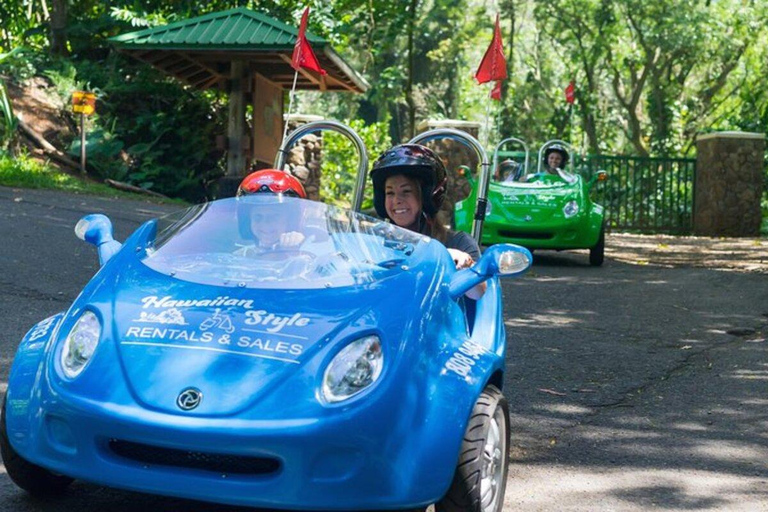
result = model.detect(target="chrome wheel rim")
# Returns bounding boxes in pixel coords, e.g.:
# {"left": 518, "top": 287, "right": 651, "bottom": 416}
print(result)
{"left": 480, "top": 406, "right": 507, "bottom": 512}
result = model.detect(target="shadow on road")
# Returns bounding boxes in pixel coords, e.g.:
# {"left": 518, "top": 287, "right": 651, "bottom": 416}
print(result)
{"left": 502, "top": 250, "right": 768, "bottom": 510}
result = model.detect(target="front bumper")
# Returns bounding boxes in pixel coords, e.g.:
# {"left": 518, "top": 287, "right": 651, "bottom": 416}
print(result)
{"left": 7, "top": 391, "right": 457, "bottom": 510}
{"left": 481, "top": 212, "right": 602, "bottom": 250}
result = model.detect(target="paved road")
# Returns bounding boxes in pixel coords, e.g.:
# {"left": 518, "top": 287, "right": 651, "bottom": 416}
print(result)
{"left": 1, "top": 186, "right": 767, "bottom": 511}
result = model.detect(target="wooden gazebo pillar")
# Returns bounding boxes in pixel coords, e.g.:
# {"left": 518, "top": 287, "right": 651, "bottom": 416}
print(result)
{"left": 227, "top": 60, "right": 246, "bottom": 177}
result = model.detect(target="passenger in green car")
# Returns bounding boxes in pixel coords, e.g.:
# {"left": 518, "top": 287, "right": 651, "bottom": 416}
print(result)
{"left": 521, "top": 144, "right": 570, "bottom": 182}
{"left": 544, "top": 144, "right": 569, "bottom": 173}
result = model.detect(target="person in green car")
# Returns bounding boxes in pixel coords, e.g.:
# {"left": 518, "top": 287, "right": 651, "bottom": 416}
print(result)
{"left": 370, "top": 144, "right": 486, "bottom": 299}
{"left": 521, "top": 143, "right": 570, "bottom": 182}
{"left": 497, "top": 158, "right": 523, "bottom": 182}
{"left": 544, "top": 144, "right": 569, "bottom": 173}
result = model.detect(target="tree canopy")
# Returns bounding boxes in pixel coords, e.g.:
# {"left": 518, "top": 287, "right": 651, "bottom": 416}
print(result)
{"left": 1, "top": 0, "right": 766, "bottom": 199}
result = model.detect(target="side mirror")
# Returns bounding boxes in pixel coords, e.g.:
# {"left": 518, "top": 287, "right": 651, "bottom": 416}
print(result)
{"left": 588, "top": 170, "right": 608, "bottom": 188}
{"left": 75, "top": 214, "right": 123, "bottom": 266}
{"left": 449, "top": 244, "right": 532, "bottom": 299}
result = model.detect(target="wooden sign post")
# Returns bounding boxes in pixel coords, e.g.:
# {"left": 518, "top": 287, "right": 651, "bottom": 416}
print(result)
{"left": 71, "top": 91, "right": 96, "bottom": 174}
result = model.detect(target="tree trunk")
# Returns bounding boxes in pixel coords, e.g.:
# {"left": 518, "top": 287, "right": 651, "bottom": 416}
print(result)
{"left": 50, "top": 0, "right": 69, "bottom": 56}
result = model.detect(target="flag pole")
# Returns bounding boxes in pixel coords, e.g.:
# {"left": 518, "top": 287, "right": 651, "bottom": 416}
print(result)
{"left": 280, "top": 70, "right": 300, "bottom": 149}
{"left": 483, "top": 85, "right": 494, "bottom": 148}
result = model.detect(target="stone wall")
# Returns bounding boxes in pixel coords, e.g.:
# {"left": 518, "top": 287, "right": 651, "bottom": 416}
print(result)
{"left": 694, "top": 132, "right": 765, "bottom": 236}
{"left": 284, "top": 115, "right": 324, "bottom": 201}
{"left": 213, "top": 115, "right": 323, "bottom": 199}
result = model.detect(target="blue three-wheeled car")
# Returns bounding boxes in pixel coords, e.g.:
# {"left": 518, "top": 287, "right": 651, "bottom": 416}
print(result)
{"left": 2, "top": 121, "right": 531, "bottom": 511}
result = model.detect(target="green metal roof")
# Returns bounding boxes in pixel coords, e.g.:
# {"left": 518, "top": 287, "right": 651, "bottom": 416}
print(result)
{"left": 109, "top": 7, "right": 367, "bottom": 92}
{"left": 110, "top": 7, "right": 326, "bottom": 49}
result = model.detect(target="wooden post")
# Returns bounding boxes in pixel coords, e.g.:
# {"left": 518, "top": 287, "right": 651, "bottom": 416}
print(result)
{"left": 227, "top": 60, "right": 246, "bottom": 177}
{"left": 80, "top": 113, "right": 86, "bottom": 173}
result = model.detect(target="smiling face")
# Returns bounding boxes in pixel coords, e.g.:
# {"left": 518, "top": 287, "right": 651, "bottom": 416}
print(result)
{"left": 547, "top": 151, "right": 564, "bottom": 170}
{"left": 384, "top": 174, "right": 422, "bottom": 228}
{"left": 250, "top": 206, "right": 288, "bottom": 247}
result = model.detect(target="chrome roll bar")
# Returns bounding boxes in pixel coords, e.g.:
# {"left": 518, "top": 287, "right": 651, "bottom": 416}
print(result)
{"left": 408, "top": 128, "right": 490, "bottom": 243}
{"left": 274, "top": 120, "right": 369, "bottom": 212}
{"left": 537, "top": 139, "right": 574, "bottom": 174}
{"left": 493, "top": 137, "right": 530, "bottom": 177}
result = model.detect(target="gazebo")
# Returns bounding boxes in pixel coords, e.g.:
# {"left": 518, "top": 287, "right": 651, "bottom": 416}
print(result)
{"left": 109, "top": 7, "right": 368, "bottom": 191}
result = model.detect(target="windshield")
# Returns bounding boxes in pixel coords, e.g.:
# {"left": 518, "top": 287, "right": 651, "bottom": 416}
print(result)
{"left": 493, "top": 157, "right": 527, "bottom": 183}
{"left": 140, "top": 197, "right": 429, "bottom": 289}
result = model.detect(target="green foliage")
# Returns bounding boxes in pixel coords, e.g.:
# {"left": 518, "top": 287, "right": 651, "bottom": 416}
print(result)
{"left": 320, "top": 119, "right": 391, "bottom": 209}
{"left": 1, "top": 0, "right": 766, "bottom": 210}
{"left": 44, "top": 60, "right": 86, "bottom": 101}
{"left": 0, "top": 79, "right": 18, "bottom": 153}
{"left": 68, "top": 125, "right": 128, "bottom": 180}
{"left": 0, "top": 48, "right": 25, "bottom": 153}
{"left": 0, "top": 150, "right": 183, "bottom": 203}
{"left": 55, "top": 51, "right": 226, "bottom": 202}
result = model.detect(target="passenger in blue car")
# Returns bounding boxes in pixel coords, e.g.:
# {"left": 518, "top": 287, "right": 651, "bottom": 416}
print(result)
{"left": 371, "top": 144, "right": 486, "bottom": 299}
{"left": 235, "top": 169, "right": 307, "bottom": 256}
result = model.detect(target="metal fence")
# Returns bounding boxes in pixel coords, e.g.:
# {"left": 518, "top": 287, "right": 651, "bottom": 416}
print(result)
{"left": 580, "top": 155, "right": 696, "bottom": 235}
{"left": 495, "top": 151, "right": 698, "bottom": 234}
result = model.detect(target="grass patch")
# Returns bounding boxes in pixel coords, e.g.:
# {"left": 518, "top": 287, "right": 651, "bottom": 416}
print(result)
{"left": 0, "top": 153, "right": 186, "bottom": 205}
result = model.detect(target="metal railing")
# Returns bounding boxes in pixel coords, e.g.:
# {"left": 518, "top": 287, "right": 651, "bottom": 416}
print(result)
{"left": 582, "top": 155, "right": 696, "bottom": 234}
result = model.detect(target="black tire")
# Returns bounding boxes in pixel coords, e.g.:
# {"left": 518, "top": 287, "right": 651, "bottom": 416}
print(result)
{"left": 435, "top": 385, "right": 510, "bottom": 512}
{"left": 589, "top": 226, "right": 605, "bottom": 266}
{"left": 1, "top": 395, "right": 73, "bottom": 497}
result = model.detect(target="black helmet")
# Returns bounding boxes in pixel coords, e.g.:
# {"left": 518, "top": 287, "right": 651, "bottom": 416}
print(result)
{"left": 370, "top": 144, "right": 447, "bottom": 219}
{"left": 544, "top": 144, "right": 569, "bottom": 167}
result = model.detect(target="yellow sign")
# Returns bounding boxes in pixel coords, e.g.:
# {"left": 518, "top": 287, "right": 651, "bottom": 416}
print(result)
{"left": 72, "top": 91, "right": 96, "bottom": 115}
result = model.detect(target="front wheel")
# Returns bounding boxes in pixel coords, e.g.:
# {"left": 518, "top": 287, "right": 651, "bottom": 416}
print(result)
{"left": 589, "top": 226, "right": 605, "bottom": 266}
{"left": 1, "top": 396, "right": 74, "bottom": 497}
{"left": 436, "top": 386, "right": 510, "bottom": 512}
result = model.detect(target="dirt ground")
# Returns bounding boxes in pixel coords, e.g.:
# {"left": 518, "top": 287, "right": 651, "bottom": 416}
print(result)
{"left": 605, "top": 232, "right": 768, "bottom": 274}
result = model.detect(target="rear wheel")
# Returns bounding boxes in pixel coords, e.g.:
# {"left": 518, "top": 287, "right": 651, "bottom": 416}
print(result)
{"left": 1, "top": 395, "right": 73, "bottom": 497}
{"left": 436, "top": 386, "right": 509, "bottom": 512}
{"left": 589, "top": 226, "right": 605, "bottom": 266}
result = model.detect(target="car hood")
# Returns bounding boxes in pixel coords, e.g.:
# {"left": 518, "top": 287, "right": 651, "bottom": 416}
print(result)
{"left": 101, "top": 254, "right": 441, "bottom": 416}
{"left": 491, "top": 180, "right": 578, "bottom": 207}
{"left": 486, "top": 180, "right": 582, "bottom": 223}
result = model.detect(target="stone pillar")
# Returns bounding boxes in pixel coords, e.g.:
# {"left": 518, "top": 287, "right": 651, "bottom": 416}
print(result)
{"left": 285, "top": 114, "right": 324, "bottom": 201}
{"left": 416, "top": 119, "right": 481, "bottom": 226}
{"left": 694, "top": 132, "right": 765, "bottom": 236}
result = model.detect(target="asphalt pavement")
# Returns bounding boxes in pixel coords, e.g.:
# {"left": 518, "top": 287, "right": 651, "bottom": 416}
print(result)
{"left": 1, "top": 186, "right": 766, "bottom": 511}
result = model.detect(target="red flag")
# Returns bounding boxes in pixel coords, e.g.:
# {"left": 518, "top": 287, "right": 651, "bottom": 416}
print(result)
{"left": 490, "top": 80, "right": 503, "bottom": 101}
{"left": 475, "top": 14, "right": 507, "bottom": 84}
{"left": 291, "top": 7, "right": 326, "bottom": 75}
{"left": 565, "top": 81, "right": 575, "bottom": 104}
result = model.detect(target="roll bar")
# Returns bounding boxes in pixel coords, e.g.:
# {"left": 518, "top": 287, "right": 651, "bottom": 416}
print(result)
{"left": 493, "top": 137, "right": 530, "bottom": 178}
{"left": 274, "top": 120, "right": 369, "bottom": 212}
{"left": 408, "top": 128, "right": 490, "bottom": 243}
{"left": 537, "top": 139, "right": 574, "bottom": 174}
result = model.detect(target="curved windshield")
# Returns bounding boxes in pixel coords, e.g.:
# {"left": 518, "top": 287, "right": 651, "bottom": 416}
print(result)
{"left": 493, "top": 157, "right": 527, "bottom": 184}
{"left": 141, "top": 197, "right": 429, "bottom": 289}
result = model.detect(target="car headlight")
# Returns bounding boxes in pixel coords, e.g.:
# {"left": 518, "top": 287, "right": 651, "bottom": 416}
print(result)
{"left": 60, "top": 311, "right": 101, "bottom": 379}
{"left": 322, "top": 335, "right": 383, "bottom": 403}
{"left": 563, "top": 200, "right": 580, "bottom": 218}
